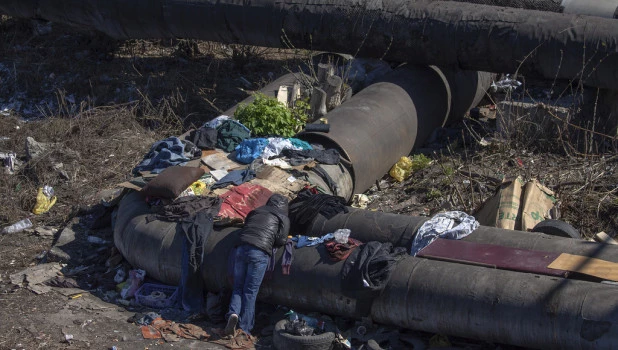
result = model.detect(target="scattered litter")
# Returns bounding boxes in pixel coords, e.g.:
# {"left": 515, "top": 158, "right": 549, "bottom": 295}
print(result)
{"left": 135, "top": 283, "right": 179, "bottom": 309}
{"left": 333, "top": 229, "right": 351, "bottom": 244}
{"left": 410, "top": 211, "right": 479, "bottom": 256}
{"left": 389, "top": 156, "right": 413, "bottom": 182}
{"left": 2, "top": 218, "right": 33, "bottom": 234}
{"left": 202, "top": 151, "right": 239, "bottom": 171}
{"left": 32, "top": 185, "right": 57, "bottom": 214}
{"left": 287, "top": 175, "right": 297, "bottom": 183}
{"left": 491, "top": 74, "right": 522, "bottom": 92}
{"left": 1, "top": 151, "right": 17, "bottom": 174}
{"left": 44, "top": 276, "right": 80, "bottom": 288}
{"left": 478, "top": 138, "right": 491, "bottom": 146}
{"left": 34, "top": 226, "right": 57, "bottom": 237}
{"left": 120, "top": 269, "right": 146, "bottom": 299}
{"left": 64, "top": 333, "right": 74, "bottom": 343}
{"left": 210, "top": 169, "right": 229, "bottom": 181}
{"left": 130, "top": 311, "right": 161, "bottom": 326}
{"left": 68, "top": 293, "right": 83, "bottom": 299}
{"left": 10, "top": 262, "right": 64, "bottom": 294}
{"left": 140, "top": 317, "right": 210, "bottom": 342}
{"left": 334, "top": 333, "right": 352, "bottom": 349}
{"left": 351, "top": 194, "right": 370, "bottom": 209}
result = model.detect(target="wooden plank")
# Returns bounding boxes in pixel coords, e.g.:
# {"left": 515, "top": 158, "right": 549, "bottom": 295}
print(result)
{"left": 277, "top": 85, "right": 289, "bottom": 107}
{"left": 548, "top": 253, "right": 618, "bottom": 281}
{"left": 418, "top": 238, "right": 567, "bottom": 277}
{"left": 201, "top": 152, "right": 239, "bottom": 171}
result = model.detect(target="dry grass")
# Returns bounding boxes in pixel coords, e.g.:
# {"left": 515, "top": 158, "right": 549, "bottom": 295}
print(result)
{"left": 0, "top": 104, "right": 160, "bottom": 227}
{"left": 369, "top": 79, "right": 618, "bottom": 239}
{"left": 0, "top": 16, "right": 305, "bottom": 230}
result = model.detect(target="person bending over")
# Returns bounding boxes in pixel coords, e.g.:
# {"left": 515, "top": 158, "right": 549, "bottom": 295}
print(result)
{"left": 224, "top": 193, "right": 290, "bottom": 336}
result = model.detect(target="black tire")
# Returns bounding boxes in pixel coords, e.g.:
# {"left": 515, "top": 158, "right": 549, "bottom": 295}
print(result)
{"left": 531, "top": 219, "right": 580, "bottom": 239}
{"left": 272, "top": 319, "right": 335, "bottom": 350}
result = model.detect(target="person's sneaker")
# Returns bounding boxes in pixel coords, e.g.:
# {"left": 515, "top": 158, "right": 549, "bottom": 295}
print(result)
{"left": 225, "top": 314, "right": 238, "bottom": 336}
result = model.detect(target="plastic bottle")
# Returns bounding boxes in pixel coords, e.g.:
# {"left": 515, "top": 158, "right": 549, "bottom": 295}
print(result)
{"left": 1, "top": 218, "right": 33, "bottom": 234}
{"left": 286, "top": 310, "right": 299, "bottom": 321}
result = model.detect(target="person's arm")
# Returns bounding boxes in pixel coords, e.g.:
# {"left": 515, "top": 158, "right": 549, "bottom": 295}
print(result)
{"left": 273, "top": 215, "right": 290, "bottom": 247}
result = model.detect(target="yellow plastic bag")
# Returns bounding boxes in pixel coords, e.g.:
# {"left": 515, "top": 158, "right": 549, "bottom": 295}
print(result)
{"left": 389, "top": 156, "right": 413, "bottom": 182}
{"left": 190, "top": 180, "right": 207, "bottom": 196}
{"left": 32, "top": 186, "right": 57, "bottom": 214}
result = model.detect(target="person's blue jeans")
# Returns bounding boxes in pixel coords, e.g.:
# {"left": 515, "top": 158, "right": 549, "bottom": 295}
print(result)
{"left": 226, "top": 244, "right": 269, "bottom": 334}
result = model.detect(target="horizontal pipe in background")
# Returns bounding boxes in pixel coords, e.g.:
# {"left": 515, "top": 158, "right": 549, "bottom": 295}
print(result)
{"left": 0, "top": 0, "right": 617, "bottom": 89}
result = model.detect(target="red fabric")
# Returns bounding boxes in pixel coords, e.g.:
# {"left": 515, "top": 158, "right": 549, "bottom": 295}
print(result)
{"left": 325, "top": 237, "right": 363, "bottom": 261}
{"left": 217, "top": 183, "right": 272, "bottom": 221}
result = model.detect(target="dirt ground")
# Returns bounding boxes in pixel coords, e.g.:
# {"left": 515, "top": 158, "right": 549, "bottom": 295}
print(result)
{"left": 1, "top": 15, "right": 617, "bottom": 350}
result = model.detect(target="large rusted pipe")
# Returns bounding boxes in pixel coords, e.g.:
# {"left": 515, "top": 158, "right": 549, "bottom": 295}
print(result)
{"left": 114, "top": 190, "right": 618, "bottom": 349}
{"left": 1, "top": 0, "right": 617, "bottom": 89}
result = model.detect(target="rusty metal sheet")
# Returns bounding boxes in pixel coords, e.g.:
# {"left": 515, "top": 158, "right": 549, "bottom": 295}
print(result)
{"left": 418, "top": 238, "right": 568, "bottom": 277}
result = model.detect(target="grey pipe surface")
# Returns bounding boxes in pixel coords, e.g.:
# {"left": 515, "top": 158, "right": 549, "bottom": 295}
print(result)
{"left": 431, "top": 0, "right": 618, "bottom": 18}
{"left": 1, "top": 1, "right": 617, "bottom": 89}
{"left": 114, "top": 190, "right": 618, "bottom": 349}
{"left": 308, "top": 207, "right": 618, "bottom": 263}
{"left": 300, "top": 65, "right": 444, "bottom": 195}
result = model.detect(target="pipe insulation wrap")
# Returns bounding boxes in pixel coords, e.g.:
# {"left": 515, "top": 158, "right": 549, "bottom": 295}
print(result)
{"left": 114, "top": 191, "right": 618, "bottom": 349}
{"left": 1, "top": 0, "right": 617, "bottom": 89}
{"left": 372, "top": 256, "right": 618, "bottom": 349}
{"left": 307, "top": 207, "right": 618, "bottom": 263}
{"left": 561, "top": 0, "right": 618, "bottom": 18}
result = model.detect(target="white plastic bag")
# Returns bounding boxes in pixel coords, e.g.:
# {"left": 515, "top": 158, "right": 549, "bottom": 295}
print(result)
{"left": 333, "top": 229, "right": 351, "bottom": 244}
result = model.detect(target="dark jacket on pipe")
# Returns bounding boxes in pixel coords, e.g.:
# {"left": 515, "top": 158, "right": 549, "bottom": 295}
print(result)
{"left": 239, "top": 194, "right": 290, "bottom": 255}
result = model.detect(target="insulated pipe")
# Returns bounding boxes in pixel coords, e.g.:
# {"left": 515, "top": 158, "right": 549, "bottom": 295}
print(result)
{"left": 1, "top": 1, "right": 618, "bottom": 90}
{"left": 114, "top": 190, "right": 618, "bottom": 349}
{"left": 371, "top": 256, "right": 618, "bottom": 349}
{"left": 307, "top": 207, "right": 618, "bottom": 263}
{"left": 300, "top": 65, "right": 493, "bottom": 196}
{"left": 300, "top": 65, "right": 441, "bottom": 196}
{"left": 428, "top": 0, "right": 618, "bottom": 18}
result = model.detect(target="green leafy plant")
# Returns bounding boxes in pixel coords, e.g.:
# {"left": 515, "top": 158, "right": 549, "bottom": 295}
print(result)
{"left": 426, "top": 188, "right": 443, "bottom": 201}
{"left": 234, "top": 93, "right": 307, "bottom": 137}
{"left": 410, "top": 154, "right": 432, "bottom": 172}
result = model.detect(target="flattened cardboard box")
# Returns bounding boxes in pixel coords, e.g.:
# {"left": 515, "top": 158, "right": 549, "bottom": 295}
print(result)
{"left": 475, "top": 176, "right": 556, "bottom": 231}
{"left": 521, "top": 179, "right": 556, "bottom": 231}
{"left": 475, "top": 176, "right": 524, "bottom": 230}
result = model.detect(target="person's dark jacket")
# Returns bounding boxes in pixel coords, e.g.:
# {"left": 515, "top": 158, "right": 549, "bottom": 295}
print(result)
{"left": 239, "top": 194, "right": 290, "bottom": 255}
